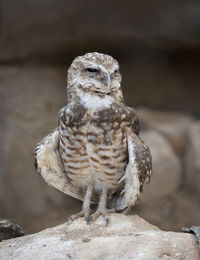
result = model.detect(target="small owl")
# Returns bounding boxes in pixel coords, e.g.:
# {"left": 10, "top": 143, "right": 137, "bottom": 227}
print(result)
{"left": 33, "top": 52, "right": 152, "bottom": 225}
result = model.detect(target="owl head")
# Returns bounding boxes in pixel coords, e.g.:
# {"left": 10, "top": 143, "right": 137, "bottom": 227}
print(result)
{"left": 67, "top": 52, "right": 124, "bottom": 103}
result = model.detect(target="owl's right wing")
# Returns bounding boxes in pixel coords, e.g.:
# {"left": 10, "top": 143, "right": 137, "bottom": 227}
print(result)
{"left": 33, "top": 129, "right": 85, "bottom": 201}
{"left": 108, "top": 131, "right": 152, "bottom": 213}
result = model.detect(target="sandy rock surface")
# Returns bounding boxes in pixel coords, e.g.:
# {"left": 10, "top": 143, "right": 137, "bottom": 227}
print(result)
{"left": 0, "top": 214, "right": 199, "bottom": 260}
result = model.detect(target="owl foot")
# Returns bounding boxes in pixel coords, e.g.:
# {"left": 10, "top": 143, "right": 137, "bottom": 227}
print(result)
{"left": 88, "top": 187, "right": 115, "bottom": 226}
{"left": 89, "top": 208, "right": 115, "bottom": 226}
{"left": 67, "top": 211, "right": 83, "bottom": 225}
{"left": 67, "top": 210, "right": 91, "bottom": 225}
{"left": 67, "top": 185, "right": 93, "bottom": 225}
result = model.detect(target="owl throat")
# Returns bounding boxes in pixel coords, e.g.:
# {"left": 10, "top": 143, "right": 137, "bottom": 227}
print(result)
{"left": 79, "top": 92, "right": 114, "bottom": 110}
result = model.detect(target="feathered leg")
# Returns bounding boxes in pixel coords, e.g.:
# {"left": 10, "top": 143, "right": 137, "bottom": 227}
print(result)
{"left": 89, "top": 187, "right": 115, "bottom": 226}
{"left": 67, "top": 185, "right": 93, "bottom": 225}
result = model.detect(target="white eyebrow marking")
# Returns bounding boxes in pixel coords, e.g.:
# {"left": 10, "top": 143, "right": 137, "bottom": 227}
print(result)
{"left": 111, "top": 65, "right": 119, "bottom": 73}
{"left": 85, "top": 62, "right": 98, "bottom": 68}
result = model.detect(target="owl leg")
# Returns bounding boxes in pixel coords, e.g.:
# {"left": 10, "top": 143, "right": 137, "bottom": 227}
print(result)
{"left": 89, "top": 187, "right": 115, "bottom": 226}
{"left": 67, "top": 185, "right": 93, "bottom": 225}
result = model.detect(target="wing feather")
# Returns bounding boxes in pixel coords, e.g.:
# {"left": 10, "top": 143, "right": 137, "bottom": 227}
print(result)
{"left": 109, "top": 131, "right": 152, "bottom": 213}
{"left": 33, "top": 129, "right": 85, "bottom": 201}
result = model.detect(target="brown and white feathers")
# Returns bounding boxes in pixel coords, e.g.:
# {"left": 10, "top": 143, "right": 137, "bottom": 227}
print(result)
{"left": 33, "top": 52, "right": 152, "bottom": 214}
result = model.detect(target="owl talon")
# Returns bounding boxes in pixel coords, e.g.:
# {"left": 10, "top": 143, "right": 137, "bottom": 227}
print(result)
{"left": 104, "top": 215, "right": 109, "bottom": 227}
{"left": 67, "top": 211, "right": 84, "bottom": 225}
{"left": 67, "top": 216, "right": 72, "bottom": 225}
{"left": 89, "top": 211, "right": 109, "bottom": 226}
{"left": 86, "top": 216, "right": 91, "bottom": 225}
{"left": 89, "top": 208, "right": 115, "bottom": 226}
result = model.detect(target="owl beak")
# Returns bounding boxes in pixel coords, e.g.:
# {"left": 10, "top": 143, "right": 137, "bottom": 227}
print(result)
{"left": 101, "top": 75, "right": 111, "bottom": 87}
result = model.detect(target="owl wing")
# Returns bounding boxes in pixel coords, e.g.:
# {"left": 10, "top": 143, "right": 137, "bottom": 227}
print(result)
{"left": 109, "top": 130, "right": 152, "bottom": 213}
{"left": 33, "top": 129, "right": 86, "bottom": 201}
{"left": 129, "top": 107, "right": 140, "bottom": 135}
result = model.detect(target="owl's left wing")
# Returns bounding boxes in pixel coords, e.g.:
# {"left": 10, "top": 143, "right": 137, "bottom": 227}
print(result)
{"left": 33, "top": 129, "right": 85, "bottom": 201}
{"left": 109, "top": 131, "right": 152, "bottom": 213}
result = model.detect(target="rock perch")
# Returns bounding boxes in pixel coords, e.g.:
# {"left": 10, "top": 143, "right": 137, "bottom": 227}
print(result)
{"left": 0, "top": 214, "right": 199, "bottom": 260}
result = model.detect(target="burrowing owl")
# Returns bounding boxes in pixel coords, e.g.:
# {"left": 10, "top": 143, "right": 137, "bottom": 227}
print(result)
{"left": 33, "top": 52, "right": 152, "bottom": 225}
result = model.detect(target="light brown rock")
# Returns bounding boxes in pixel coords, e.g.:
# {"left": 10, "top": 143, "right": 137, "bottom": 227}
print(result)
{"left": 185, "top": 121, "right": 200, "bottom": 196}
{"left": 0, "top": 214, "right": 198, "bottom": 260}
{"left": 137, "top": 107, "right": 194, "bottom": 155}
{"left": 137, "top": 130, "right": 183, "bottom": 230}
{"left": 140, "top": 130, "right": 181, "bottom": 200}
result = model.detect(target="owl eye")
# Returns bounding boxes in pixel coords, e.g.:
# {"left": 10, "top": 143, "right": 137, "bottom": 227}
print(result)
{"left": 86, "top": 68, "right": 99, "bottom": 73}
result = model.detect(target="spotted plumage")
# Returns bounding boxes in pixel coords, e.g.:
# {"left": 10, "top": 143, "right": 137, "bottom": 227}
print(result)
{"left": 33, "top": 52, "right": 152, "bottom": 225}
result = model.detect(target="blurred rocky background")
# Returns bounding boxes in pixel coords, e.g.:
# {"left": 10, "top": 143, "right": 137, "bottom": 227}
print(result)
{"left": 0, "top": 0, "right": 200, "bottom": 234}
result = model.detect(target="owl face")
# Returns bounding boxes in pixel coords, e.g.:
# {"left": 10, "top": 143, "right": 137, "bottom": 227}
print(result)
{"left": 67, "top": 52, "right": 123, "bottom": 102}
{"left": 75, "top": 62, "right": 121, "bottom": 95}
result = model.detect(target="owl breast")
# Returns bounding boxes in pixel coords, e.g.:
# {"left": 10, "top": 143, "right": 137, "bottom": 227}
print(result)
{"left": 59, "top": 103, "right": 133, "bottom": 191}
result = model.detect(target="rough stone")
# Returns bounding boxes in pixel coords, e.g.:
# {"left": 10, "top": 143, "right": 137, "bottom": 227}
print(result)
{"left": 137, "top": 107, "right": 194, "bottom": 155}
{"left": 137, "top": 188, "right": 200, "bottom": 232}
{"left": 140, "top": 130, "right": 181, "bottom": 199}
{"left": 0, "top": 219, "right": 24, "bottom": 241}
{"left": 185, "top": 121, "right": 200, "bottom": 196}
{"left": 136, "top": 130, "right": 183, "bottom": 230}
{"left": 0, "top": 214, "right": 199, "bottom": 260}
{"left": 182, "top": 226, "right": 200, "bottom": 249}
